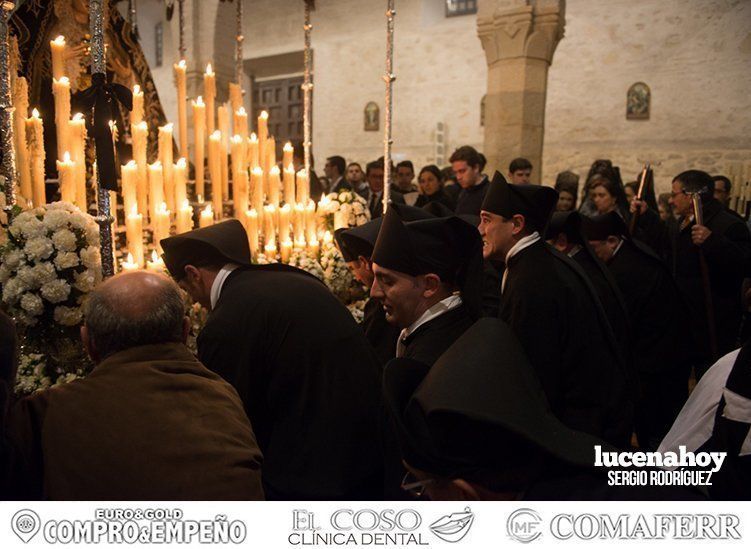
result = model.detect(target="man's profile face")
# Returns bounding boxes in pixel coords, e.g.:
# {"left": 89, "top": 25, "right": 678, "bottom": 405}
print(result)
{"left": 346, "top": 257, "right": 374, "bottom": 288}
{"left": 324, "top": 160, "right": 337, "bottom": 180}
{"left": 451, "top": 160, "right": 480, "bottom": 190}
{"left": 478, "top": 210, "right": 515, "bottom": 260}
{"left": 669, "top": 180, "right": 693, "bottom": 218}
{"left": 509, "top": 169, "right": 532, "bottom": 185}
{"left": 589, "top": 237, "right": 619, "bottom": 264}
{"left": 370, "top": 264, "right": 426, "bottom": 328}
{"left": 367, "top": 167, "right": 385, "bottom": 193}
{"left": 396, "top": 167, "right": 415, "bottom": 191}
{"left": 347, "top": 164, "right": 364, "bottom": 184}
{"left": 714, "top": 181, "right": 729, "bottom": 205}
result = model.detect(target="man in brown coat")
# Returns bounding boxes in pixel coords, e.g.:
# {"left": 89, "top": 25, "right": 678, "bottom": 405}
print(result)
{"left": 5, "top": 271, "right": 264, "bottom": 500}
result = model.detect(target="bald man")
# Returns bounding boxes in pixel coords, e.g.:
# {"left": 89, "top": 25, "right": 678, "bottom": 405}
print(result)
{"left": 5, "top": 271, "right": 265, "bottom": 500}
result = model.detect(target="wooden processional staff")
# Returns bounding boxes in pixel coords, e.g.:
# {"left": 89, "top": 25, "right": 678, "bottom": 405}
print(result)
{"left": 0, "top": 0, "right": 18, "bottom": 219}
{"left": 382, "top": 0, "right": 395, "bottom": 215}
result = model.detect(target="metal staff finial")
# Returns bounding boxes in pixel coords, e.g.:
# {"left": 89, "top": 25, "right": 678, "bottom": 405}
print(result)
{"left": 90, "top": 0, "right": 114, "bottom": 278}
{"left": 235, "top": 0, "right": 243, "bottom": 84}
{"left": 178, "top": 0, "right": 185, "bottom": 60}
{"left": 0, "top": 0, "right": 17, "bottom": 220}
{"left": 302, "top": 0, "right": 313, "bottom": 175}
{"left": 382, "top": 0, "right": 396, "bottom": 214}
{"left": 128, "top": 0, "right": 138, "bottom": 38}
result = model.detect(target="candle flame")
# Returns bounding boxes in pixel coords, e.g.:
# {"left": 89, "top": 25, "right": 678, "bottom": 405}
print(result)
{"left": 31, "top": 108, "right": 40, "bottom": 118}
{"left": 136, "top": 121, "right": 147, "bottom": 130}
{"left": 295, "top": 203, "right": 305, "bottom": 212}
{"left": 270, "top": 166, "right": 281, "bottom": 175}
{"left": 206, "top": 63, "right": 214, "bottom": 75}
{"left": 72, "top": 113, "right": 84, "bottom": 122}
{"left": 160, "top": 123, "right": 173, "bottom": 132}
{"left": 56, "top": 76, "right": 70, "bottom": 85}
{"left": 203, "top": 204, "right": 213, "bottom": 214}
{"left": 53, "top": 36, "right": 66, "bottom": 45}
{"left": 232, "top": 134, "right": 243, "bottom": 143}
{"left": 250, "top": 132, "right": 257, "bottom": 141}
{"left": 130, "top": 204, "right": 138, "bottom": 216}
{"left": 133, "top": 84, "right": 141, "bottom": 95}
{"left": 63, "top": 151, "right": 72, "bottom": 163}
{"left": 195, "top": 96, "right": 205, "bottom": 106}
{"left": 178, "top": 59, "right": 186, "bottom": 69}
{"left": 248, "top": 208, "right": 258, "bottom": 218}
{"left": 286, "top": 163, "right": 295, "bottom": 172}
{"left": 297, "top": 169, "right": 308, "bottom": 177}
{"left": 281, "top": 204, "right": 291, "bottom": 213}
{"left": 150, "top": 160, "right": 162, "bottom": 169}
{"left": 260, "top": 111, "right": 269, "bottom": 120}
{"left": 126, "top": 159, "right": 137, "bottom": 168}
{"left": 237, "top": 107, "right": 247, "bottom": 116}
{"left": 182, "top": 199, "right": 190, "bottom": 209}
{"left": 211, "top": 130, "right": 222, "bottom": 140}
{"left": 283, "top": 142, "right": 293, "bottom": 151}
{"left": 159, "top": 202, "right": 168, "bottom": 212}
{"left": 151, "top": 250, "right": 159, "bottom": 262}
{"left": 264, "top": 204, "right": 276, "bottom": 213}
{"left": 127, "top": 252, "right": 134, "bottom": 263}
{"left": 252, "top": 167, "right": 264, "bottom": 176}
{"left": 176, "top": 158, "right": 187, "bottom": 168}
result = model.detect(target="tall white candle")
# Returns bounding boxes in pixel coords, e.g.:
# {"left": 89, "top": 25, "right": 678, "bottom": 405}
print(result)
{"left": 174, "top": 59, "right": 188, "bottom": 157}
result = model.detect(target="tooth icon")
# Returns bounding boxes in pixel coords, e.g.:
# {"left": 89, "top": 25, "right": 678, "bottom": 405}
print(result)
{"left": 430, "top": 507, "right": 474, "bottom": 543}
{"left": 11, "top": 510, "right": 41, "bottom": 544}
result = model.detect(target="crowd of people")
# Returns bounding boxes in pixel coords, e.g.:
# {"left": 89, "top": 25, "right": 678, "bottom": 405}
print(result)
{"left": 1, "top": 144, "right": 750, "bottom": 501}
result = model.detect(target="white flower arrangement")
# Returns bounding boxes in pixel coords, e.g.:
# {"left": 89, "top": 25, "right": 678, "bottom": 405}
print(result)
{"left": 0, "top": 202, "right": 102, "bottom": 329}
{"left": 318, "top": 190, "right": 370, "bottom": 232}
{"left": 319, "top": 240, "right": 355, "bottom": 299}
{"left": 347, "top": 300, "right": 367, "bottom": 323}
{"left": 288, "top": 248, "right": 325, "bottom": 281}
{"left": 14, "top": 352, "right": 85, "bottom": 396}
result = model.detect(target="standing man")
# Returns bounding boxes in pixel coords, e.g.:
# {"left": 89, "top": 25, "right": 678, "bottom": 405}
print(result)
{"left": 450, "top": 146, "right": 489, "bottom": 217}
{"left": 325, "top": 155, "right": 350, "bottom": 193}
{"left": 633, "top": 169, "right": 751, "bottom": 376}
{"left": 161, "top": 220, "right": 384, "bottom": 500}
{"left": 346, "top": 162, "right": 368, "bottom": 197}
{"left": 585, "top": 212, "right": 696, "bottom": 450}
{"left": 479, "top": 173, "right": 633, "bottom": 447}
{"left": 364, "top": 159, "right": 405, "bottom": 219}
{"left": 394, "top": 161, "right": 419, "bottom": 205}
{"left": 712, "top": 175, "right": 732, "bottom": 208}
{"left": 508, "top": 157, "right": 533, "bottom": 185}
{"left": 369, "top": 208, "right": 484, "bottom": 367}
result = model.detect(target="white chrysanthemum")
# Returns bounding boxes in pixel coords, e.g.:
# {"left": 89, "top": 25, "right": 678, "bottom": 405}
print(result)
{"left": 2, "top": 278, "right": 24, "bottom": 305}
{"left": 16, "top": 265, "right": 42, "bottom": 290}
{"left": 79, "top": 246, "right": 101, "bottom": 270}
{"left": 24, "top": 237, "right": 54, "bottom": 262}
{"left": 20, "top": 292, "right": 44, "bottom": 317}
{"left": 40, "top": 279, "right": 71, "bottom": 304}
{"left": 52, "top": 228, "right": 78, "bottom": 252}
{"left": 43, "top": 209, "right": 72, "bottom": 231}
{"left": 53, "top": 305, "right": 82, "bottom": 326}
{"left": 84, "top": 223, "right": 100, "bottom": 244}
{"left": 54, "top": 251, "right": 81, "bottom": 270}
{"left": 73, "top": 269, "right": 98, "bottom": 293}
{"left": 3, "top": 249, "right": 25, "bottom": 270}
{"left": 0, "top": 264, "right": 11, "bottom": 284}
{"left": 32, "top": 262, "right": 57, "bottom": 285}
{"left": 47, "top": 201, "right": 78, "bottom": 214}
{"left": 19, "top": 215, "right": 48, "bottom": 240}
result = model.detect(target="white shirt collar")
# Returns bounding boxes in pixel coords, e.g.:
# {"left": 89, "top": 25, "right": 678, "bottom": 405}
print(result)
{"left": 612, "top": 239, "right": 625, "bottom": 258}
{"left": 505, "top": 231, "right": 540, "bottom": 264}
{"left": 396, "top": 294, "right": 463, "bottom": 357}
{"left": 567, "top": 244, "right": 583, "bottom": 258}
{"left": 210, "top": 263, "right": 240, "bottom": 310}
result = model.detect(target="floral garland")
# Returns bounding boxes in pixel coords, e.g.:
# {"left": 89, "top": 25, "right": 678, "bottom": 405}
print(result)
{"left": 317, "top": 190, "right": 370, "bottom": 233}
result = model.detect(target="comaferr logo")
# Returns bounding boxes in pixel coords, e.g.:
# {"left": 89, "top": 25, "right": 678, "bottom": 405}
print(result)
{"left": 506, "top": 508, "right": 542, "bottom": 543}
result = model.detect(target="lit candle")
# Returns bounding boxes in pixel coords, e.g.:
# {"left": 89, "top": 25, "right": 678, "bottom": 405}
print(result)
{"left": 218, "top": 104, "right": 230, "bottom": 199}
{"left": 247, "top": 132, "right": 259, "bottom": 170}
{"left": 131, "top": 121, "right": 149, "bottom": 216}
{"left": 174, "top": 59, "right": 188, "bottom": 157}
{"left": 209, "top": 130, "right": 222, "bottom": 220}
{"left": 280, "top": 239, "right": 293, "bottom": 264}
{"left": 305, "top": 199, "right": 317, "bottom": 244}
{"left": 296, "top": 168, "right": 309, "bottom": 206}
{"left": 266, "top": 136, "right": 276, "bottom": 175}
{"left": 246, "top": 208, "right": 259, "bottom": 257}
{"left": 176, "top": 199, "right": 193, "bottom": 234}
{"left": 50, "top": 36, "right": 66, "bottom": 80}
{"left": 148, "top": 161, "right": 164, "bottom": 224}
{"left": 52, "top": 76, "right": 71, "bottom": 160}
{"left": 323, "top": 230, "right": 334, "bottom": 246}
{"left": 68, "top": 113, "right": 87, "bottom": 211}
{"left": 233, "top": 107, "right": 248, "bottom": 140}
{"left": 12, "top": 76, "right": 32, "bottom": 202}
{"left": 307, "top": 237, "right": 319, "bottom": 258}
{"left": 257, "top": 111, "right": 269, "bottom": 165}
{"left": 125, "top": 205, "right": 144, "bottom": 267}
{"left": 204, "top": 64, "right": 216, "bottom": 135}
{"left": 293, "top": 203, "right": 305, "bottom": 243}
{"left": 264, "top": 242, "right": 277, "bottom": 258}
{"left": 230, "top": 135, "right": 245, "bottom": 176}
{"left": 158, "top": 123, "right": 175, "bottom": 211}
{"left": 251, "top": 166, "right": 264, "bottom": 215}
{"left": 174, "top": 158, "right": 188, "bottom": 208}
{"left": 147, "top": 250, "right": 165, "bottom": 273}
{"left": 263, "top": 204, "right": 276, "bottom": 247}
{"left": 278, "top": 203, "right": 291, "bottom": 244}
{"left": 283, "top": 163, "right": 296, "bottom": 206}
{"left": 234, "top": 168, "right": 249, "bottom": 218}
{"left": 282, "top": 142, "right": 294, "bottom": 172}
{"left": 56, "top": 151, "right": 76, "bottom": 203}
{"left": 27, "top": 109, "right": 45, "bottom": 206}
{"left": 121, "top": 160, "right": 139, "bottom": 217}
{"left": 229, "top": 82, "right": 243, "bottom": 117}
{"left": 154, "top": 202, "right": 171, "bottom": 254}
{"left": 193, "top": 96, "right": 206, "bottom": 198}
{"left": 199, "top": 204, "right": 214, "bottom": 228}
{"left": 268, "top": 165, "right": 281, "bottom": 208}
{"left": 131, "top": 84, "right": 144, "bottom": 126}
{"left": 121, "top": 252, "right": 140, "bottom": 272}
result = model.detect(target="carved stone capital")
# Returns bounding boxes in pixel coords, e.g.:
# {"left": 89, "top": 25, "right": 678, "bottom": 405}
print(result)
{"left": 478, "top": 0, "right": 565, "bottom": 65}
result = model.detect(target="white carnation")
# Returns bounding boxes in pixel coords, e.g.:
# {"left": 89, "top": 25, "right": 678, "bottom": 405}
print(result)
{"left": 40, "top": 279, "right": 71, "bottom": 304}
{"left": 0, "top": 264, "right": 11, "bottom": 284}
{"left": 85, "top": 224, "right": 100, "bottom": 244}
{"left": 3, "top": 249, "right": 25, "bottom": 270}
{"left": 19, "top": 215, "right": 48, "bottom": 240}
{"left": 20, "top": 292, "right": 44, "bottom": 317}
{"left": 32, "top": 263, "right": 57, "bottom": 285}
{"left": 73, "top": 269, "right": 98, "bottom": 293}
{"left": 43, "top": 209, "right": 72, "bottom": 231}
{"left": 52, "top": 229, "right": 78, "bottom": 252}
{"left": 54, "top": 251, "right": 81, "bottom": 270}
{"left": 79, "top": 246, "right": 101, "bottom": 270}
{"left": 16, "top": 266, "right": 42, "bottom": 290}
{"left": 53, "top": 305, "right": 82, "bottom": 326}
{"left": 2, "top": 278, "right": 23, "bottom": 305}
{"left": 24, "top": 237, "right": 54, "bottom": 262}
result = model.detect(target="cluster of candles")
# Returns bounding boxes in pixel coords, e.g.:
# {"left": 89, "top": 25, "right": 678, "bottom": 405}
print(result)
{"left": 9, "top": 36, "right": 344, "bottom": 273}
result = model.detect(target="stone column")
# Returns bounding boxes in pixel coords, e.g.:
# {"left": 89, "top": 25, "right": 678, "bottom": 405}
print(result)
{"left": 478, "top": 0, "right": 565, "bottom": 179}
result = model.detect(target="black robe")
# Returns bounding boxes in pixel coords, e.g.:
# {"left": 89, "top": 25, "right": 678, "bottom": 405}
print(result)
{"left": 500, "top": 240, "right": 633, "bottom": 447}
{"left": 361, "top": 297, "right": 400, "bottom": 366}
{"left": 197, "top": 265, "right": 384, "bottom": 500}
{"left": 402, "top": 304, "right": 474, "bottom": 367}
{"left": 454, "top": 177, "right": 490, "bottom": 217}
{"left": 608, "top": 239, "right": 696, "bottom": 449}
{"left": 639, "top": 199, "right": 751, "bottom": 374}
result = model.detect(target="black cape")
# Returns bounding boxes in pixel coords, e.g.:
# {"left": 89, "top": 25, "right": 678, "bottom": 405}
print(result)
{"left": 500, "top": 240, "right": 633, "bottom": 447}
{"left": 454, "top": 177, "right": 490, "bottom": 217}
{"left": 197, "top": 265, "right": 384, "bottom": 500}
{"left": 402, "top": 304, "right": 474, "bottom": 367}
{"left": 361, "top": 297, "right": 400, "bottom": 366}
{"left": 608, "top": 239, "right": 696, "bottom": 449}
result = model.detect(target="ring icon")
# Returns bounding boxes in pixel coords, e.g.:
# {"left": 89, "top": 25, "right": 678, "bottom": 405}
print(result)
{"left": 11, "top": 509, "right": 41, "bottom": 543}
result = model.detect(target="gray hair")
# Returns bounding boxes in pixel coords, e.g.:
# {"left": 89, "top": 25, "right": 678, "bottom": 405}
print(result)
{"left": 83, "top": 273, "right": 186, "bottom": 359}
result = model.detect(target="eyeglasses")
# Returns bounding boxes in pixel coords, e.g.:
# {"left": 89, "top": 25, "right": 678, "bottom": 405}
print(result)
{"left": 401, "top": 471, "right": 435, "bottom": 499}
{"left": 670, "top": 189, "right": 687, "bottom": 198}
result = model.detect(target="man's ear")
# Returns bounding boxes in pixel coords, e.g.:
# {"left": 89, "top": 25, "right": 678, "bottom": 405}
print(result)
{"left": 511, "top": 214, "right": 527, "bottom": 236}
{"left": 81, "top": 325, "right": 99, "bottom": 363}
{"left": 184, "top": 264, "right": 201, "bottom": 282}
{"left": 357, "top": 256, "right": 372, "bottom": 273}
{"left": 422, "top": 273, "right": 443, "bottom": 298}
{"left": 451, "top": 478, "right": 481, "bottom": 501}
